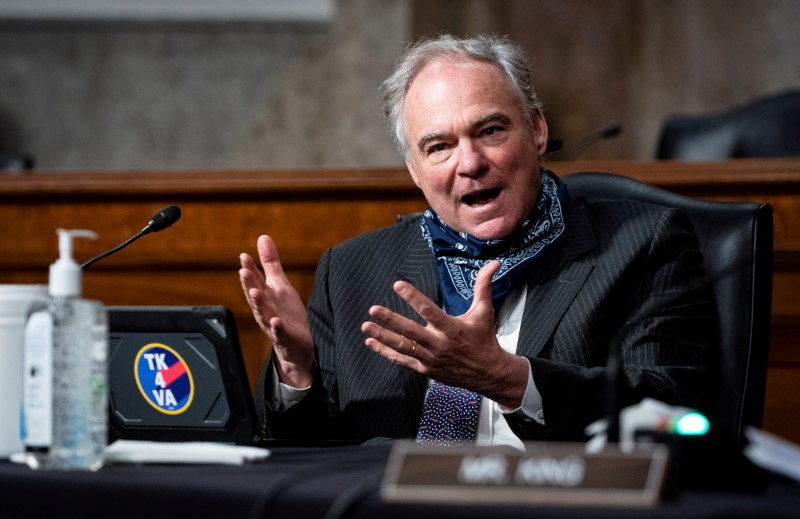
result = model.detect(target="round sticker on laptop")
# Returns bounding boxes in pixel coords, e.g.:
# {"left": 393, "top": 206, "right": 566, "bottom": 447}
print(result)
{"left": 134, "top": 343, "right": 195, "bottom": 414}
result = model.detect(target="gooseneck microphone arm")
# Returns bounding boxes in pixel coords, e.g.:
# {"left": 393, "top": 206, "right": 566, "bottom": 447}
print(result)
{"left": 605, "top": 328, "right": 623, "bottom": 445}
{"left": 567, "top": 121, "right": 622, "bottom": 160}
{"left": 80, "top": 232, "right": 146, "bottom": 271}
{"left": 81, "top": 205, "right": 182, "bottom": 270}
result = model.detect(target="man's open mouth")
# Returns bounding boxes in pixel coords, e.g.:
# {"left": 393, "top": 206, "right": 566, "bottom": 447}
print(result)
{"left": 463, "top": 188, "right": 502, "bottom": 207}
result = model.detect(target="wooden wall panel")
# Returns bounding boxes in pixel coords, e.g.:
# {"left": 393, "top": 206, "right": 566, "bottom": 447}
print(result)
{"left": 1, "top": 159, "right": 798, "bottom": 442}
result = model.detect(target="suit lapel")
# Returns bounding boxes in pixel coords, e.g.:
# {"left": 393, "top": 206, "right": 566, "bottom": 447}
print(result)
{"left": 517, "top": 202, "right": 596, "bottom": 358}
{"left": 384, "top": 227, "right": 437, "bottom": 413}
{"left": 395, "top": 230, "right": 439, "bottom": 304}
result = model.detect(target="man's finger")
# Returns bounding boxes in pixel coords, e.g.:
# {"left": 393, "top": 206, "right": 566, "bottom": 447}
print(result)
{"left": 257, "top": 234, "right": 287, "bottom": 278}
{"left": 470, "top": 260, "right": 501, "bottom": 312}
{"left": 239, "top": 254, "right": 266, "bottom": 305}
{"left": 361, "top": 319, "right": 424, "bottom": 356}
{"left": 391, "top": 280, "right": 449, "bottom": 326}
{"left": 366, "top": 304, "right": 427, "bottom": 341}
{"left": 364, "top": 336, "right": 424, "bottom": 371}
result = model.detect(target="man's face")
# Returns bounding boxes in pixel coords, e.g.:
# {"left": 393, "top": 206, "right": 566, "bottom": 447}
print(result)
{"left": 402, "top": 58, "right": 549, "bottom": 241}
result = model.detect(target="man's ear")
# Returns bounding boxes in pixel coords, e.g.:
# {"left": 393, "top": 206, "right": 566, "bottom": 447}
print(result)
{"left": 531, "top": 109, "right": 550, "bottom": 156}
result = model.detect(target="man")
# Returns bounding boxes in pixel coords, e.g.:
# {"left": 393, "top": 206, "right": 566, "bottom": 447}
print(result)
{"left": 239, "top": 34, "right": 713, "bottom": 447}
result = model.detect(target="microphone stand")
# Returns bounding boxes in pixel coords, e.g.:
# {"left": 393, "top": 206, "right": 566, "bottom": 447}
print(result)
{"left": 81, "top": 228, "right": 150, "bottom": 270}
{"left": 81, "top": 205, "right": 181, "bottom": 270}
{"left": 605, "top": 330, "right": 622, "bottom": 445}
{"left": 567, "top": 122, "right": 622, "bottom": 160}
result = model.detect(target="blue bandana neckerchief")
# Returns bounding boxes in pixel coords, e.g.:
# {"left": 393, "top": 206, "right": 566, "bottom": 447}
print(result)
{"left": 420, "top": 169, "right": 568, "bottom": 316}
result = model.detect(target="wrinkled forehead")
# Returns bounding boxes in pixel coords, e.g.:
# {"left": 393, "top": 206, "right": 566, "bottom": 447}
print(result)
{"left": 403, "top": 58, "right": 528, "bottom": 131}
{"left": 404, "top": 56, "right": 526, "bottom": 118}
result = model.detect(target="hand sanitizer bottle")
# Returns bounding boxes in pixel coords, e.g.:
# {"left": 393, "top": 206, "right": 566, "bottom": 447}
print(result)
{"left": 22, "top": 229, "right": 108, "bottom": 471}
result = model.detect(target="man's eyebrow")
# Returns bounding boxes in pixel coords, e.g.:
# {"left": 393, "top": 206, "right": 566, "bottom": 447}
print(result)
{"left": 415, "top": 112, "right": 514, "bottom": 152}
{"left": 473, "top": 111, "right": 513, "bottom": 129}
{"left": 417, "top": 131, "right": 450, "bottom": 152}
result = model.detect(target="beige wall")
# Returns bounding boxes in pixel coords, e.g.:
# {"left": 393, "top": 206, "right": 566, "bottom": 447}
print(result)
{"left": 0, "top": 0, "right": 797, "bottom": 170}
{"left": 0, "top": 0, "right": 409, "bottom": 170}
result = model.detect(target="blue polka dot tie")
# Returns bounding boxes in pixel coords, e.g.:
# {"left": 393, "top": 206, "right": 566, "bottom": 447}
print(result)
{"left": 416, "top": 380, "right": 481, "bottom": 445}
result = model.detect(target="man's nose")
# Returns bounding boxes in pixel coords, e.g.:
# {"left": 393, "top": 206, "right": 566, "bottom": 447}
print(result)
{"left": 455, "top": 140, "right": 488, "bottom": 177}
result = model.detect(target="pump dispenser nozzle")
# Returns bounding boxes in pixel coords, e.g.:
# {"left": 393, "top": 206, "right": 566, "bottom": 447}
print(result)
{"left": 50, "top": 229, "right": 97, "bottom": 297}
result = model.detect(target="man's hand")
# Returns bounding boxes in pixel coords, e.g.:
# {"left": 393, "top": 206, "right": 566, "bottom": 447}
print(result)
{"left": 239, "top": 235, "right": 314, "bottom": 388}
{"left": 360, "top": 260, "right": 529, "bottom": 409}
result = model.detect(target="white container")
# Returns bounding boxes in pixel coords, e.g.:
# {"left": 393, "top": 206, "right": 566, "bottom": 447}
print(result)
{"left": 0, "top": 284, "right": 47, "bottom": 458}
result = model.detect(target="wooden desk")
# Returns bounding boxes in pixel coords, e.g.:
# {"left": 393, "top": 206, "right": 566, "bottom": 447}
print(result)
{"left": 1, "top": 159, "right": 798, "bottom": 442}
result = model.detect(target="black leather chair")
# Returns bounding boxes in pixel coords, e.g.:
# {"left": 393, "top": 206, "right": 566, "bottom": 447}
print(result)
{"left": 0, "top": 152, "right": 34, "bottom": 171}
{"left": 656, "top": 90, "right": 800, "bottom": 160}
{"left": 563, "top": 172, "right": 773, "bottom": 442}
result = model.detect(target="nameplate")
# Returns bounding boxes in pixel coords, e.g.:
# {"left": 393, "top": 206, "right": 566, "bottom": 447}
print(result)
{"left": 381, "top": 441, "right": 670, "bottom": 508}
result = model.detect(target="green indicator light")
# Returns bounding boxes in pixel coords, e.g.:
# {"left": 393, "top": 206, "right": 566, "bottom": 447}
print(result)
{"left": 675, "top": 412, "right": 710, "bottom": 435}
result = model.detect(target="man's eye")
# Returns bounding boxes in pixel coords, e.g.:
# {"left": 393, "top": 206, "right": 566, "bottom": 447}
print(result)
{"left": 482, "top": 126, "right": 502, "bottom": 136}
{"left": 427, "top": 143, "right": 447, "bottom": 154}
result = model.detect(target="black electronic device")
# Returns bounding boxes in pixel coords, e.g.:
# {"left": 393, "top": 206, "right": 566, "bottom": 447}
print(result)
{"left": 107, "top": 305, "right": 260, "bottom": 445}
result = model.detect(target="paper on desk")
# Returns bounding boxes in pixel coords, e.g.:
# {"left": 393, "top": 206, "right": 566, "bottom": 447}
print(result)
{"left": 743, "top": 426, "right": 800, "bottom": 483}
{"left": 104, "top": 440, "right": 270, "bottom": 465}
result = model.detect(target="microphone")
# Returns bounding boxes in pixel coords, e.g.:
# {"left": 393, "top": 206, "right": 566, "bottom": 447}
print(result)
{"left": 142, "top": 205, "right": 181, "bottom": 235}
{"left": 81, "top": 205, "right": 181, "bottom": 270}
{"left": 599, "top": 252, "right": 752, "bottom": 449}
{"left": 567, "top": 121, "right": 622, "bottom": 160}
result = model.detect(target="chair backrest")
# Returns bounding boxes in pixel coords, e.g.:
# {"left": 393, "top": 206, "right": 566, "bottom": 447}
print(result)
{"left": 562, "top": 172, "right": 773, "bottom": 442}
{"left": 656, "top": 90, "right": 800, "bottom": 160}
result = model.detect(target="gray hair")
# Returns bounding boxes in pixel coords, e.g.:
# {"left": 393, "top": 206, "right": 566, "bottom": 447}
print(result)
{"left": 379, "top": 34, "right": 543, "bottom": 159}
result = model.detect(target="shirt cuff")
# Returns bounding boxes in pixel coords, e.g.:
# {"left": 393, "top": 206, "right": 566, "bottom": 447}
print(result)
{"left": 496, "top": 358, "right": 545, "bottom": 424}
{"left": 268, "top": 361, "right": 312, "bottom": 411}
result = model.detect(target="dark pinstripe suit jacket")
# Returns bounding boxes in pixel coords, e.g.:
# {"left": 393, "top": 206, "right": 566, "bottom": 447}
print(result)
{"left": 257, "top": 195, "right": 714, "bottom": 443}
